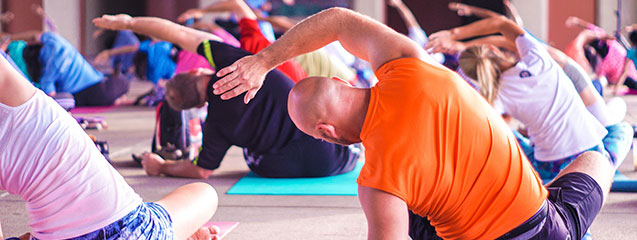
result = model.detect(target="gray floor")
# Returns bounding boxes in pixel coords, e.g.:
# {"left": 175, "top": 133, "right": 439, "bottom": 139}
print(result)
{"left": 1, "top": 80, "right": 637, "bottom": 239}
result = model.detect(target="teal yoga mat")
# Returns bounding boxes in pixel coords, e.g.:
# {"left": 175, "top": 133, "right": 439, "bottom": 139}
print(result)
{"left": 227, "top": 162, "right": 363, "bottom": 195}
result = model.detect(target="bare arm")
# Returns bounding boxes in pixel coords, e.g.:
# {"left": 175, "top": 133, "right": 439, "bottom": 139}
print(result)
{"left": 0, "top": 49, "right": 37, "bottom": 107}
{"left": 93, "top": 14, "right": 221, "bottom": 54}
{"left": 565, "top": 16, "right": 595, "bottom": 29}
{"left": 464, "top": 35, "right": 518, "bottom": 52}
{"left": 177, "top": 0, "right": 257, "bottom": 23}
{"left": 427, "top": 16, "right": 524, "bottom": 50}
{"left": 503, "top": 0, "right": 524, "bottom": 26}
{"left": 94, "top": 44, "right": 140, "bottom": 65}
{"left": 213, "top": 7, "right": 426, "bottom": 103}
{"left": 449, "top": 2, "right": 500, "bottom": 19}
{"left": 4, "top": 30, "right": 43, "bottom": 43}
{"left": 358, "top": 186, "right": 409, "bottom": 240}
{"left": 388, "top": 0, "right": 421, "bottom": 30}
{"left": 615, "top": 59, "right": 633, "bottom": 94}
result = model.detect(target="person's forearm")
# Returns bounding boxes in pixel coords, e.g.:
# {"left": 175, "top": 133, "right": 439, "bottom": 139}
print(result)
{"left": 393, "top": 2, "right": 421, "bottom": 30}
{"left": 202, "top": 0, "right": 257, "bottom": 20}
{"left": 7, "top": 30, "right": 42, "bottom": 42}
{"left": 161, "top": 159, "right": 214, "bottom": 179}
{"left": 464, "top": 35, "right": 517, "bottom": 53}
{"left": 127, "top": 17, "right": 220, "bottom": 53}
{"left": 107, "top": 44, "right": 139, "bottom": 56}
{"left": 465, "top": 5, "right": 500, "bottom": 19}
{"left": 256, "top": 7, "right": 403, "bottom": 71}
{"left": 450, "top": 16, "right": 522, "bottom": 41}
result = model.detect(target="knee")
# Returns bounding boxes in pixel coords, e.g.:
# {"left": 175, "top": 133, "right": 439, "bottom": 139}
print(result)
{"left": 578, "top": 151, "right": 612, "bottom": 171}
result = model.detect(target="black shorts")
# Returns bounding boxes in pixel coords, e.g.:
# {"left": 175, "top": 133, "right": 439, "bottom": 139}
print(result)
{"left": 408, "top": 172, "right": 604, "bottom": 240}
{"left": 73, "top": 74, "right": 130, "bottom": 106}
{"left": 243, "top": 134, "right": 359, "bottom": 178}
{"left": 497, "top": 172, "right": 604, "bottom": 240}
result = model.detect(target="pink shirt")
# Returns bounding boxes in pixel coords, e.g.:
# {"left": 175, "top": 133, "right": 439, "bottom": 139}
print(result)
{"left": 175, "top": 50, "right": 214, "bottom": 73}
{"left": 587, "top": 25, "right": 637, "bottom": 83}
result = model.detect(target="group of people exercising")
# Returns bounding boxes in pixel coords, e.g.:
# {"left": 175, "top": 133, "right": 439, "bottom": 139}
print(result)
{"left": 1, "top": 0, "right": 634, "bottom": 239}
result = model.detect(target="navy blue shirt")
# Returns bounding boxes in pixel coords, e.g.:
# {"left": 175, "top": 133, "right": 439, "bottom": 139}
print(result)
{"left": 194, "top": 40, "right": 357, "bottom": 177}
{"left": 195, "top": 41, "right": 300, "bottom": 169}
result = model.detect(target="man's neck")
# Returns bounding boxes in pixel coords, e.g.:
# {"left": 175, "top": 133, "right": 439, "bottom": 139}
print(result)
{"left": 336, "top": 88, "right": 370, "bottom": 142}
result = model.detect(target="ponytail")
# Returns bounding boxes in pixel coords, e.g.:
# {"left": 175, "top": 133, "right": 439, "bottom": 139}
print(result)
{"left": 459, "top": 46, "right": 502, "bottom": 104}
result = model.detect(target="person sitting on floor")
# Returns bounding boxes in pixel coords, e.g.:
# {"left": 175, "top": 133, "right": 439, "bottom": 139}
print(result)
{"left": 93, "top": 13, "right": 360, "bottom": 179}
{"left": 0, "top": 46, "right": 219, "bottom": 240}
{"left": 1, "top": 30, "right": 130, "bottom": 107}
{"left": 209, "top": 7, "right": 617, "bottom": 239}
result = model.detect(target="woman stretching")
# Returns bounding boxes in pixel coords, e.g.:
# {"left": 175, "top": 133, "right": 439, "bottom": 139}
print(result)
{"left": 427, "top": 16, "right": 633, "bottom": 180}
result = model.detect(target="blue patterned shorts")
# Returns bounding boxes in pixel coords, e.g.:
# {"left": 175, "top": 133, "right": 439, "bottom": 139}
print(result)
{"left": 514, "top": 122, "right": 633, "bottom": 181}
{"left": 32, "top": 202, "right": 174, "bottom": 240}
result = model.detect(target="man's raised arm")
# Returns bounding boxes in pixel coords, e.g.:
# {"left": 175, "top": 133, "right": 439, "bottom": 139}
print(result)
{"left": 92, "top": 14, "right": 221, "bottom": 54}
{"left": 213, "top": 7, "right": 427, "bottom": 103}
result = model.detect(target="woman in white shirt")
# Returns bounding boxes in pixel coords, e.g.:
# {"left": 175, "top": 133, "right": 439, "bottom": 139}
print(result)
{"left": 0, "top": 50, "right": 219, "bottom": 239}
{"left": 426, "top": 16, "right": 632, "bottom": 180}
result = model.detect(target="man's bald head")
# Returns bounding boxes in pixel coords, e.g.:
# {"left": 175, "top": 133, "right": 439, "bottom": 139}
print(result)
{"left": 288, "top": 76, "right": 365, "bottom": 145}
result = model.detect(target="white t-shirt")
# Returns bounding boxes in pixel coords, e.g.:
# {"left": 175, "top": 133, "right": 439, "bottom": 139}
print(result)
{"left": 495, "top": 34, "right": 607, "bottom": 161}
{"left": 0, "top": 90, "right": 142, "bottom": 239}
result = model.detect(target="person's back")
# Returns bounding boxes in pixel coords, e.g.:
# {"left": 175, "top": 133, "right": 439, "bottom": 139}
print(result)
{"left": 358, "top": 58, "right": 547, "bottom": 239}
{"left": 196, "top": 40, "right": 356, "bottom": 177}
{"left": 0, "top": 85, "right": 141, "bottom": 238}
{"left": 38, "top": 32, "right": 104, "bottom": 94}
{"left": 496, "top": 34, "right": 607, "bottom": 161}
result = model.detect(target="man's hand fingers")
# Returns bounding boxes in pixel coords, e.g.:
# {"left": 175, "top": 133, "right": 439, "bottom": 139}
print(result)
{"left": 213, "top": 72, "right": 241, "bottom": 95}
{"left": 244, "top": 88, "right": 259, "bottom": 104}
{"left": 216, "top": 63, "right": 238, "bottom": 78}
{"left": 220, "top": 84, "right": 251, "bottom": 101}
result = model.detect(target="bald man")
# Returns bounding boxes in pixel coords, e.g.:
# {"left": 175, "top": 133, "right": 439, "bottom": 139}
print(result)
{"left": 214, "top": 7, "right": 615, "bottom": 240}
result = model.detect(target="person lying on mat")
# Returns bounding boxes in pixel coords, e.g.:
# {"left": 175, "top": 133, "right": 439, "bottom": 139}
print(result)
{"left": 93, "top": 14, "right": 360, "bottom": 179}
{"left": 207, "top": 7, "right": 616, "bottom": 239}
{"left": 0, "top": 48, "right": 220, "bottom": 240}
{"left": 0, "top": 30, "right": 130, "bottom": 107}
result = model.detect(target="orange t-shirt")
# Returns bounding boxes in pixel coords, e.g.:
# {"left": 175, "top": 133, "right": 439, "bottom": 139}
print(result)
{"left": 357, "top": 58, "right": 548, "bottom": 240}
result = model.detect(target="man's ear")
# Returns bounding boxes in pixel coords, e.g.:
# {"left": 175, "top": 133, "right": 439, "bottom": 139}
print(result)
{"left": 316, "top": 123, "right": 338, "bottom": 138}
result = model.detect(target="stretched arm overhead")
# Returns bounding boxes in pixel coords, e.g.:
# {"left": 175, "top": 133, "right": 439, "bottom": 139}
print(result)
{"left": 0, "top": 48, "right": 37, "bottom": 107}
{"left": 503, "top": 0, "right": 524, "bottom": 26}
{"left": 388, "top": 0, "right": 421, "bottom": 31}
{"left": 177, "top": 0, "right": 257, "bottom": 23}
{"left": 94, "top": 44, "right": 139, "bottom": 65}
{"left": 93, "top": 14, "right": 222, "bottom": 54}
{"left": 448, "top": 2, "right": 500, "bottom": 19}
{"left": 2, "top": 30, "right": 43, "bottom": 43}
{"left": 213, "top": 7, "right": 426, "bottom": 103}
{"left": 426, "top": 16, "right": 524, "bottom": 51}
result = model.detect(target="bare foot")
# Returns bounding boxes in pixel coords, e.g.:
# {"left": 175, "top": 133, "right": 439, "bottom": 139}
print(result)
{"left": 188, "top": 225, "right": 221, "bottom": 240}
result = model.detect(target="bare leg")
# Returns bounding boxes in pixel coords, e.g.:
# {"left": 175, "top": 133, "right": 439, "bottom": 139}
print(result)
{"left": 155, "top": 182, "right": 219, "bottom": 240}
{"left": 547, "top": 151, "right": 613, "bottom": 202}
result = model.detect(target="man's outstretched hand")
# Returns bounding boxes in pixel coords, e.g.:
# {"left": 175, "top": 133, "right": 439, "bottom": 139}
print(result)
{"left": 92, "top": 14, "right": 133, "bottom": 31}
{"left": 214, "top": 55, "right": 271, "bottom": 104}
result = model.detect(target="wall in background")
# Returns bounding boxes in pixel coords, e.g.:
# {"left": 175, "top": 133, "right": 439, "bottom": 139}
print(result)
{"left": 548, "top": 0, "right": 595, "bottom": 50}
{"left": 44, "top": 0, "right": 81, "bottom": 49}
{"left": 1, "top": 0, "right": 43, "bottom": 34}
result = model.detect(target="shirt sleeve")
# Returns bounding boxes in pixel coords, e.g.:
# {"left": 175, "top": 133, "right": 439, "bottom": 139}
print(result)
{"left": 194, "top": 120, "right": 232, "bottom": 170}
{"left": 238, "top": 18, "right": 271, "bottom": 54}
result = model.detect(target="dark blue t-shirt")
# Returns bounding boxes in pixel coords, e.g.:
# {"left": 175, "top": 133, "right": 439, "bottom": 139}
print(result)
{"left": 195, "top": 40, "right": 300, "bottom": 170}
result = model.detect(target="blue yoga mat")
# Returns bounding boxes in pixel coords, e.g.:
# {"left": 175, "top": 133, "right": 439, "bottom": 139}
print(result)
{"left": 227, "top": 162, "right": 363, "bottom": 195}
{"left": 611, "top": 171, "right": 637, "bottom": 192}
{"left": 543, "top": 171, "right": 637, "bottom": 192}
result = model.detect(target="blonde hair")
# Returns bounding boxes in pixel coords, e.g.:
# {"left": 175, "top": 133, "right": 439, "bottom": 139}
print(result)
{"left": 459, "top": 46, "right": 503, "bottom": 104}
